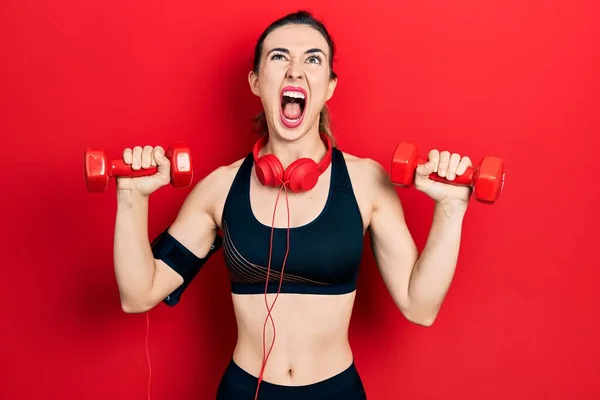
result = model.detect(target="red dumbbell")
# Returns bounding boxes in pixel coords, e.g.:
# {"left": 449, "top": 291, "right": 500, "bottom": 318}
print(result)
{"left": 83, "top": 142, "right": 194, "bottom": 192}
{"left": 391, "top": 142, "right": 505, "bottom": 204}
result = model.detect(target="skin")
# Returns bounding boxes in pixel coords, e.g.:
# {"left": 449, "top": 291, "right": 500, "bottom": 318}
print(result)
{"left": 113, "top": 23, "right": 473, "bottom": 386}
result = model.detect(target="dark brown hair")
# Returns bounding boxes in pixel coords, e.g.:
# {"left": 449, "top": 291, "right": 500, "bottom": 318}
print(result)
{"left": 252, "top": 10, "right": 338, "bottom": 146}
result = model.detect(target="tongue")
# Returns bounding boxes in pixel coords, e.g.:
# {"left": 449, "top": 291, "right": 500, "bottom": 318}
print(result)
{"left": 283, "top": 102, "right": 301, "bottom": 120}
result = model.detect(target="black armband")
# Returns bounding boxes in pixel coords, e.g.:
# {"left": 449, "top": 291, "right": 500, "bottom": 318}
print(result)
{"left": 151, "top": 229, "right": 222, "bottom": 306}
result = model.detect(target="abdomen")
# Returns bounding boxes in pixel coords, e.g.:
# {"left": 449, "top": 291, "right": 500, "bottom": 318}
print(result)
{"left": 230, "top": 291, "right": 356, "bottom": 386}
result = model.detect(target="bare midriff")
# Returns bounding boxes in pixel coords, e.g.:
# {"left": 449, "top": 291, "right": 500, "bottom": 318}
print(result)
{"left": 231, "top": 290, "right": 356, "bottom": 386}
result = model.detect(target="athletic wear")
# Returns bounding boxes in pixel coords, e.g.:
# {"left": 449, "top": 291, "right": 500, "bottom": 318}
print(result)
{"left": 153, "top": 230, "right": 223, "bottom": 306}
{"left": 157, "top": 146, "right": 368, "bottom": 398}
{"left": 216, "top": 359, "right": 367, "bottom": 400}
{"left": 220, "top": 147, "right": 364, "bottom": 295}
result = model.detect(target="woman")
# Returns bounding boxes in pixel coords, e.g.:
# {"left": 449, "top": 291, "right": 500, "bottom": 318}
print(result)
{"left": 113, "top": 10, "right": 473, "bottom": 400}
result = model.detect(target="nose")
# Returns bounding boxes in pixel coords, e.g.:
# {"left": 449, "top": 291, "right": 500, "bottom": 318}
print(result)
{"left": 285, "top": 61, "right": 304, "bottom": 80}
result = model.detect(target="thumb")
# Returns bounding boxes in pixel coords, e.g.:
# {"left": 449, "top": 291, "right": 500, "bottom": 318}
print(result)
{"left": 154, "top": 147, "right": 171, "bottom": 174}
{"left": 415, "top": 160, "right": 435, "bottom": 181}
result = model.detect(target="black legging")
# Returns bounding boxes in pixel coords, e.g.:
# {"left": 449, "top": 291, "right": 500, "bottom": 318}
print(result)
{"left": 216, "top": 359, "right": 368, "bottom": 399}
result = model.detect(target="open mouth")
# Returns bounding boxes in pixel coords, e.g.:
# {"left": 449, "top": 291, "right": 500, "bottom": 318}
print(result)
{"left": 280, "top": 86, "right": 307, "bottom": 128}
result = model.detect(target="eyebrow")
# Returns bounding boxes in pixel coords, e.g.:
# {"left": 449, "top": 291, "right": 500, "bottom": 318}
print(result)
{"left": 267, "top": 47, "right": 327, "bottom": 58}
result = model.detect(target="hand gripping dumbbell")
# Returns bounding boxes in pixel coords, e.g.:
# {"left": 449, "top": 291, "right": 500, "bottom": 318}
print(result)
{"left": 83, "top": 142, "right": 194, "bottom": 192}
{"left": 391, "top": 142, "right": 505, "bottom": 204}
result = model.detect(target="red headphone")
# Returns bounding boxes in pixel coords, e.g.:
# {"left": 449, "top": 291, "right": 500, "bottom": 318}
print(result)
{"left": 253, "top": 132, "right": 333, "bottom": 192}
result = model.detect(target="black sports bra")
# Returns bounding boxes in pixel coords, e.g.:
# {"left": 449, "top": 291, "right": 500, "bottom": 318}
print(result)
{"left": 220, "top": 147, "right": 365, "bottom": 295}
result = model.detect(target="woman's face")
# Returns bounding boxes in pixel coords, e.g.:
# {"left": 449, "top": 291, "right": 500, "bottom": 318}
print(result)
{"left": 248, "top": 24, "right": 337, "bottom": 141}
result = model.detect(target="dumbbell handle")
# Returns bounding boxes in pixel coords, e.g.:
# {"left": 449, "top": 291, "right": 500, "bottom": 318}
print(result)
{"left": 110, "top": 159, "right": 159, "bottom": 178}
{"left": 392, "top": 151, "right": 478, "bottom": 187}
{"left": 417, "top": 157, "right": 476, "bottom": 185}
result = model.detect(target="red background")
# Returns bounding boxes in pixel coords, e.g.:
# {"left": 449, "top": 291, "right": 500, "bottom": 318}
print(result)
{"left": 1, "top": 0, "right": 599, "bottom": 399}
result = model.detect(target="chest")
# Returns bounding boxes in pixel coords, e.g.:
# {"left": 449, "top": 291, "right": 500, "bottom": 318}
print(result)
{"left": 249, "top": 166, "right": 332, "bottom": 229}
{"left": 224, "top": 214, "right": 365, "bottom": 285}
{"left": 219, "top": 155, "right": 369, "bottom": 286}
{"left": 248, "top": 165, "right": 371, "bottom": 232}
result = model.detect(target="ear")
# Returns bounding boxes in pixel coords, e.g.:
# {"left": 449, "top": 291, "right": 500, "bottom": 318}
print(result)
{"left": 325, "top": 76, "right": 337, "bottom": 101}
{"left": 248, "top": 70, "right": 260, "bottom": 97}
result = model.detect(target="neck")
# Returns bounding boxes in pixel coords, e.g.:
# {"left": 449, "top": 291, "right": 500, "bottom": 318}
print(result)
{"left": 263, "top": 130, "right": 326, "bottom": 169}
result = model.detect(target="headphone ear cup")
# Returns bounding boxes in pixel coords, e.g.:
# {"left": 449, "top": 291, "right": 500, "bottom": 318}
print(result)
{"left": 256, "top": 154, "right": 285, "bottom": 187}
{"left": 284, "top": 158, "right": 319, "bottom": 192}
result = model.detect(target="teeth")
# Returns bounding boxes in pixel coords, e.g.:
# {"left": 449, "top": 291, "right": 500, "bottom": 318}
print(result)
{"left": 283, "top": 90, "right": 305, "bottom": 99}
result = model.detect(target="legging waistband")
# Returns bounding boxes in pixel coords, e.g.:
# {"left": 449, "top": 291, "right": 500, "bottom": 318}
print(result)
{"left": 219, "top": 358, "right": 364, "bottom": 399}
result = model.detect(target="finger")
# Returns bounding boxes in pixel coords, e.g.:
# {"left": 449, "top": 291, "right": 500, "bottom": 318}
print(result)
{"left": 456, "top": 156, "right": 472, "bottom": 176}
{"left": 149, "top": 147, "right": 159, "bottom": 167}
{"left": 132, "top": 146, "right": 142, "bottom": 170}
{"left": 123, "top": 148, "right": 133, "bottom": 165}
{"left": 141, "top": 145, "right": 153, "bottom": 169}
{"left": 437, "top": 151, "right": 450, "bottom": 178}
{"left": 428, "top": 149, "right": 440, "bottom": 173}
{"left": 446, "top": 153, "right": 461, "bottom": 180}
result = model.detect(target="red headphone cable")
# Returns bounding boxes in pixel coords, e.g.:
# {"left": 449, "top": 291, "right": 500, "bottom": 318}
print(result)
{"left": 255, "top": 179, "right": 291, "bottom": 400}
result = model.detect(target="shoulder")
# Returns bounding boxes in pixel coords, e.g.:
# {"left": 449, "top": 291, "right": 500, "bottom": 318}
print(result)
{"left": 167, "top": 155, "right": 250, "bottom": 257}
{"left": 179, "top": 155, "right": 249, "bottom": 217}
{"left": 338, "top": 149, "right": 396, "bottom": 213}
{"left": 339, "top": 150, "right": 390, "bottom": 190}
{"left": 197, "top": 156, "right": 247, "bottom": 190}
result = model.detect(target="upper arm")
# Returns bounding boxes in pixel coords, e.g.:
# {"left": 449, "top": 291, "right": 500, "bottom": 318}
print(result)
{"left": 365, "top": 159, "right": 419, "bottom": 314}
{"left": 147, "top": 165, "right": 230, "bottom": 306}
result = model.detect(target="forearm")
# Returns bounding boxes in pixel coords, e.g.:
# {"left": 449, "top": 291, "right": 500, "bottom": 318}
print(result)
{"left": 113, "top": 190, "right": 157, "bottom": 308}
{"left": 407, "top": 201, "right": 467, "bottom": 322}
